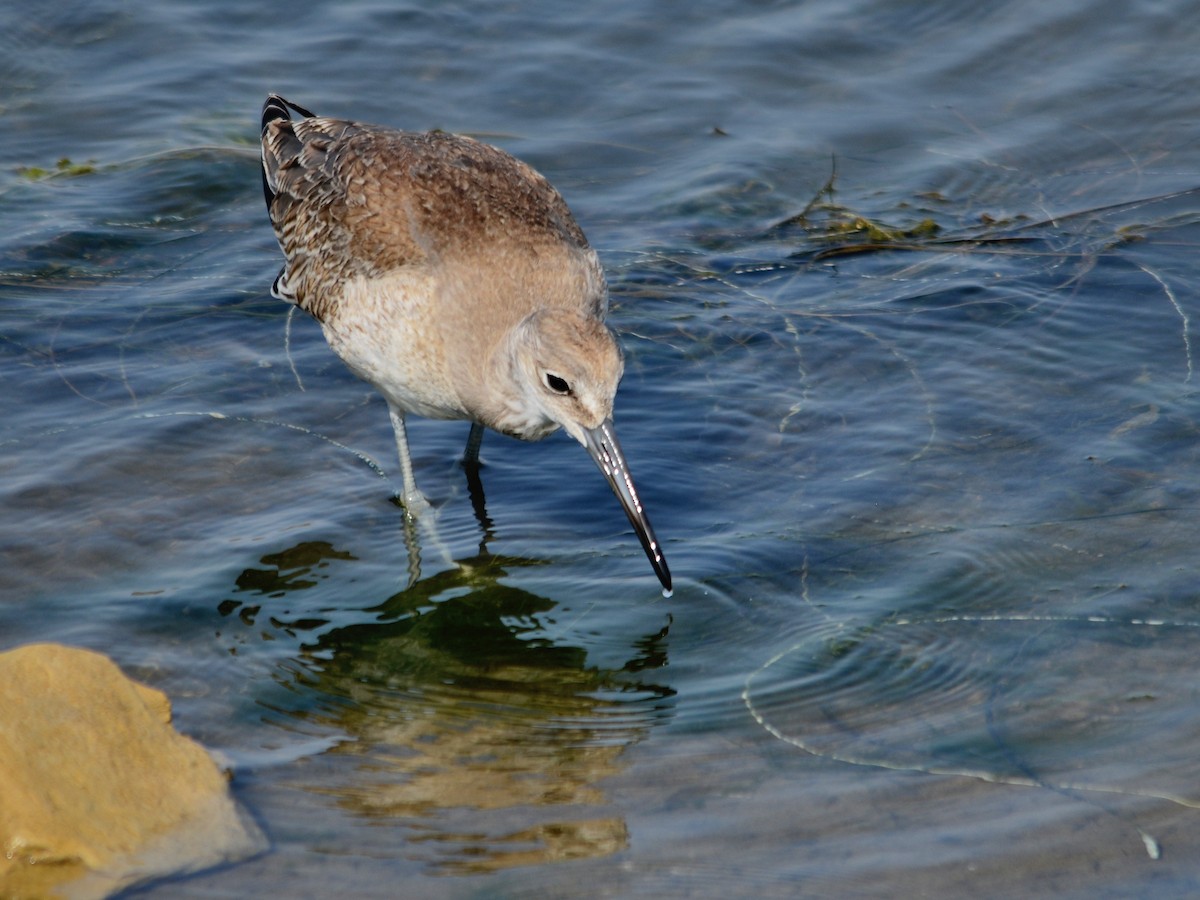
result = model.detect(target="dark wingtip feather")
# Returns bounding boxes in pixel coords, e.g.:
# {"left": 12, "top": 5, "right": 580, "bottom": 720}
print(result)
{"left": 261, "top": 95, "right": 317, "bottom": 210}
{"left": 261, "top": 94, "right": 316, "bottom": 134}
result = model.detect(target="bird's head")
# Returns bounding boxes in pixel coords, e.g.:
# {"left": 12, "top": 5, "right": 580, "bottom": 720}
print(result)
{"left": 506, "top": 307, "right": 624, "bottom": 443}
{"left": 503, "top": 308, "right": 671, "bottom": 594}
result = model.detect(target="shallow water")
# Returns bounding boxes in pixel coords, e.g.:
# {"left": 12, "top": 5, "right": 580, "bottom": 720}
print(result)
{"left": 4, "top": 0, "right": 1200, "bottom": 896}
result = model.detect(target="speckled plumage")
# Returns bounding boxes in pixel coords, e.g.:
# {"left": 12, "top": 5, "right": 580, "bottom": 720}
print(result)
{"left": 259, "top": 95, "right": 670, "bottom": 592}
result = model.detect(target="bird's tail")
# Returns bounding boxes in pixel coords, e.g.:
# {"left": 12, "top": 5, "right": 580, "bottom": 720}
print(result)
{"left": 260, "top": 94, "right": 315, "bottom": 208}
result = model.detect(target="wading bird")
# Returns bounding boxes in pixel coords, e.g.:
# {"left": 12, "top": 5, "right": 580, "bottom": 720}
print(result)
{"left": 260, "top": 95, "right": 671, "bottom": 592}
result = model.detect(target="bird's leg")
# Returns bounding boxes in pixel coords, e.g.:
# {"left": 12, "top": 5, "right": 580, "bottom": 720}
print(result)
{"left": 388, "top": 403, "right": 432, "bottom": 517}
{"left": 459, "top": 425, "right": 492, "bottom": 542}
{"left": 462, "top": 422, "right": 485, "bottom": 466}
{"left": 387, "top": 405, "right": 454, "bottom": 580}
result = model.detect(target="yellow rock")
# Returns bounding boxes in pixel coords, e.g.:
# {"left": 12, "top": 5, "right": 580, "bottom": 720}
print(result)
{"left": 0, "top": 643, "right": 264, "bottom": 898}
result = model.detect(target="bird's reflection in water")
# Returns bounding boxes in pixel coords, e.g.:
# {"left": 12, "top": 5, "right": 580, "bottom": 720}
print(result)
{"left": 221, "top": 536, "right": 674, "bottom": 874}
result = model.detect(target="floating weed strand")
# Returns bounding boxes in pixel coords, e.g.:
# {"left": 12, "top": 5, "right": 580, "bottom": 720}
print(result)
{"left": 140, "top": 412, "right": 475, "bottom": 574}
{"left": 284, "top": 305, "right": 305, "bottom": 391}
{"left": 743, "top": 612, "right": 1200, "bottom": 860}
{"left": 977, "top": 605, "right": 1164, "bottom": 861}
{"left": 1134, "top": 262, "right": 1192, "bottom": 383}
{"left": 803, "top": 312, "right": 939, "bottom": 464}
{"left": 2, "top": 408, "right": 476, "bottom": 634}
{"left": 131, "top": 410, "right": 393, "bottom": 486}
{"left": 44, "top": 312, "right": 108, "bottom": 408}
{"left": 610, "top": 246, "right": 939, "bottom": 464}
{"left": 542, "top": 599, "right": 600, "bottom": 643}
{"left": 0, "top": 410, "right": 392, "bottom": 488}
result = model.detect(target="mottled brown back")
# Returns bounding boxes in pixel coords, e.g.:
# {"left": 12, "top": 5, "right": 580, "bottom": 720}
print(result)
{"left": 261, "top": 98, "right": 592, "bottom": 323}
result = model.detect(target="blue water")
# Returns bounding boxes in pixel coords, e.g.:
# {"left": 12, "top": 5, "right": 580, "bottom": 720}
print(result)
{"left": 4, "top": 0, "right": 1200, "bottom": 896}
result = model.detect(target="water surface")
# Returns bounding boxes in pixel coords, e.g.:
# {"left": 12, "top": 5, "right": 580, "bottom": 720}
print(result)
{"left": 3, "top": 0, "right": 1200, "bottom": 896}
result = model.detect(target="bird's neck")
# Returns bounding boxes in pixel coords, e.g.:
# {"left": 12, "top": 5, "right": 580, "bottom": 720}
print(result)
{"left": 471, "top": 319, "right": 559, "bottom": 441}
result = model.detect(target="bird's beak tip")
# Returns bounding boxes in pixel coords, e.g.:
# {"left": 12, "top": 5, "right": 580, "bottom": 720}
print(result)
{"left": 582, "top": 419, "right": 672, "bottom": 593}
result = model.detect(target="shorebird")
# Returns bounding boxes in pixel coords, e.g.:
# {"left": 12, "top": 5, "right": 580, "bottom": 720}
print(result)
{"left": 259, "top": 95, "right": 671, "bottom": 593}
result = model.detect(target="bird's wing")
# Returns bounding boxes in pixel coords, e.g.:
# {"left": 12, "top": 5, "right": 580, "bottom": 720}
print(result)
{"left": 261, "top": 95, "right": 395, "bottom": 318}
{"left": 260, "top": 95, "right": 594, "bottom": 322}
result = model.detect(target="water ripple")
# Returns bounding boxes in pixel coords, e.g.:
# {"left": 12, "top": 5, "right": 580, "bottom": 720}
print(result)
{"left": 745, "top": 612, "right": 1200, "bottom": 860}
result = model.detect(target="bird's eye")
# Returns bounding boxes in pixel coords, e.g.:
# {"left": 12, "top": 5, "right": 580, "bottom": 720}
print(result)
{"left": 544, "top": 372, "right": 571, "bottom": 394}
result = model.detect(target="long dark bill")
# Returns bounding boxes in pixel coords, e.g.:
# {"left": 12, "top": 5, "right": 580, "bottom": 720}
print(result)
{"left": 582, "top": 419, "right": 672, "bottom": 594}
